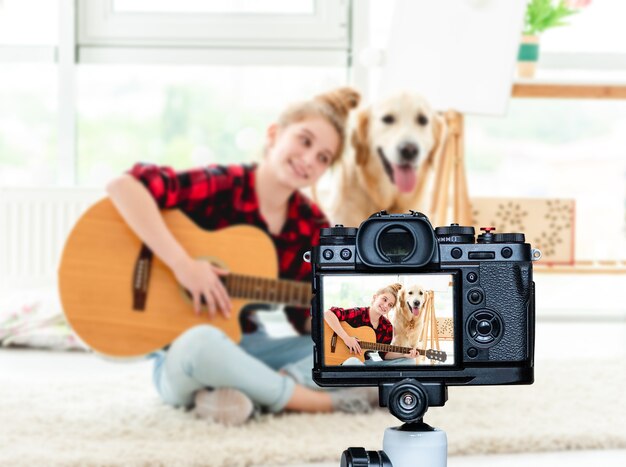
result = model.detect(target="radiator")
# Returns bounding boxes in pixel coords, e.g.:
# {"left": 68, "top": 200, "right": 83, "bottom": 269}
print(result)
{"left": 0, "top": 188, "right": 103, "bottom": 290}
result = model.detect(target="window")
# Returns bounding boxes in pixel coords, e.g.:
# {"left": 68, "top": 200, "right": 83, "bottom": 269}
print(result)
{"left": 112, "top": 0, "right": 315, "bottom": 15}
{"left": 0, "top": 1, "right": 58, "bottom": 187}
{"left": 76, "top": 64, "right": 346, "bottom": 185}
{"left": 0, "top": 0, "right": 351, "bottom": 187}
{"left": 78, "top": 0, "right": 348, "bottom": 51}
{"left": 0, "top": 65, "right": 58, "bottom": 187}
{"left": 0, "top": 0, "right": 58, "bottom": 46}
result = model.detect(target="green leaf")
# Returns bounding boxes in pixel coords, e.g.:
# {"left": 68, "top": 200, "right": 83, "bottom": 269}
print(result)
{"left": 523, "top": 0, "right": 578, "bottom": 35}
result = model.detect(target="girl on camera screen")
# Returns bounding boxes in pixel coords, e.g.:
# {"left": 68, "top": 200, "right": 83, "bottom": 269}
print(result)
{"left": 324, "top": 283, "right": 419, "bottom": 363}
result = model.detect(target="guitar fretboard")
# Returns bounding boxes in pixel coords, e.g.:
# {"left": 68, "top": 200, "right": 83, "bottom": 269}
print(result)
{"left": 359, "top": 341, "right": 426, "bottom": 356}
{"left": 224, "top": 274, "right": 310, "bottom": 308}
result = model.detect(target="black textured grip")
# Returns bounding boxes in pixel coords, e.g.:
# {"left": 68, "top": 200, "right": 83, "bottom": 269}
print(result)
{"left": 476, "top": 262, "right": 532, "bottom": 361}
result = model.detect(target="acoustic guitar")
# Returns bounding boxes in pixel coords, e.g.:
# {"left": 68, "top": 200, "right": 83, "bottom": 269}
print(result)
{"left": 324, "top": 321, "right": 447, "bottom": 365}
{"left": 58, "top": 198, "right": 311, "bottom": 358}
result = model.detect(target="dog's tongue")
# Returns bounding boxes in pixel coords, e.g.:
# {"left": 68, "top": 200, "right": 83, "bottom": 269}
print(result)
{"left": 412, "top": 306, "right": 420, "bottom": 317}
{"left": 393, "top": 164, "right": 417, "bottom": 193}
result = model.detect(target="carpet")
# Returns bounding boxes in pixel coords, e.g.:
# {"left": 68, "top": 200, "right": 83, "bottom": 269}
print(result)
{"left": 1, "top": 353, "right": 624, "bottom": 466}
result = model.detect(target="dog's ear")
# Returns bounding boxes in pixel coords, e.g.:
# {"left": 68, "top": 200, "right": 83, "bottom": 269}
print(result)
{"left": 397, "top": 288, "right": 405, "bottom": 309}
{"left": 351, "top": 109, "right": 371, "bottom": 166}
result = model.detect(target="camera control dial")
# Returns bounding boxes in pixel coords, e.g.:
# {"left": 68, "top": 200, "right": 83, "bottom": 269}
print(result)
{"left": 493, "top": 232, "right": 525, "bottom": 243}
{"left": 321, "top": 225, "right": 358, "bottom": 237}
{"left": 435, "top": 223, "right": 475, "bottom": 244}
{"left": 467, "top": 309, "right": 504, "bottom": 346}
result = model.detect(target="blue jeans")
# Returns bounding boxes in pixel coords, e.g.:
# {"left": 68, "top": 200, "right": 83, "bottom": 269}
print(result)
{"left": 152, "top": 324, "right": 315, "bottom": 412}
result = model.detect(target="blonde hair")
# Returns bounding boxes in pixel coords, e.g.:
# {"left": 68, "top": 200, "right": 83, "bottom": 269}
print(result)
{"left": 276, "top": 86, "right": 360, "bottom": 163}
{"left": 373, "top": 283, "right": 402, "bottom": 305}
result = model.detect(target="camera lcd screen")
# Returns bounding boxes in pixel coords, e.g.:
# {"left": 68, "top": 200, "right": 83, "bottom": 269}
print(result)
{"left": 321, "top": 274, "right": 455, "bottom": 367}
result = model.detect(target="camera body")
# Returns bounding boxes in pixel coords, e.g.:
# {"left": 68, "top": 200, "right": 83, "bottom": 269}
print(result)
{"left": 311, "top": 210, "right": 537, "bottom": 392}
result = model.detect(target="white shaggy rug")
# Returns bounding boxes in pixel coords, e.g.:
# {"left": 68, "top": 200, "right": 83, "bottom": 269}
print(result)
{"left": 0, "top": 351, "right": 625, "bottom": 467}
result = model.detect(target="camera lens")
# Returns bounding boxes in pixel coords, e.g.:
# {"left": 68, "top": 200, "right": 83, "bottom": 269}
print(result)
{"left": 377, "top": 225, "right": 415, "bottom": 263}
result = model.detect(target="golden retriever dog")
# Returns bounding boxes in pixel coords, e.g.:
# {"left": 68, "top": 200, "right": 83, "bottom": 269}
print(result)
{"left": 326, "top": 92, "right": 447, "bottom": 227}
{"left": 390, "top": 283, "right": 428, "bottom": 351}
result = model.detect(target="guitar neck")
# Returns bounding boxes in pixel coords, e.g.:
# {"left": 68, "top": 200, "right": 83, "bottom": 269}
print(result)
{"left": 223, "top": 274, "right": 310, "bottom": 308}
{"left": 359, "top": 341, "right": 426, "bottom": 356}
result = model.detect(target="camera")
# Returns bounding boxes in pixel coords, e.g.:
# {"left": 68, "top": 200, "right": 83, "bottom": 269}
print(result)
{"left": 310, "top": 210, "right": 540, "bottom": 422}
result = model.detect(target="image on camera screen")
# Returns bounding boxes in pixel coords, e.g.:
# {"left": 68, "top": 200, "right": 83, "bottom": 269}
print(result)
{"left": 322, "top": 274, "right": 455, "bottom": 367}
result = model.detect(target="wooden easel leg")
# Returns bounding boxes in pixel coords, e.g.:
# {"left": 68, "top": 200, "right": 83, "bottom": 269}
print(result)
{"left": 432, "top": 110, "right": 473, "bottom": 227}
{"left": 428, "top": 110, "right": 474, "bottom": 226}
{"left": 429, "top": 138, "right": 449, "bottom": 221}
{"left": 453, "top": 114, "right": 473, "bottom": 225}
{"left": 437, "top": 138, "right": 454, "bottom": 227}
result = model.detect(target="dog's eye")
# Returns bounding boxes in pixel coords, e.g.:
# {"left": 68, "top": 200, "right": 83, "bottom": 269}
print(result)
{"left": 407, "top": 291, "right": 413, "bottom": 295}
{"left": 419, "top": 291, "right": 424, "bottom": 295}
{"left": 382, "top": 114, "right": 395, "bottom": 124}
{"left": 416, "top": 114, "right": 429, "bottom": 126}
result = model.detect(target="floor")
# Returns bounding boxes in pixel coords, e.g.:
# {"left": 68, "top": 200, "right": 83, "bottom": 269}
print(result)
{"left": 291, "top": 450, "right": 626, "bottom": 467}
{"left": 286, "top": 320, "right": 626, "bottom": 466}
{"left": 2, "top": 321, "right": 625, "bottom": 466}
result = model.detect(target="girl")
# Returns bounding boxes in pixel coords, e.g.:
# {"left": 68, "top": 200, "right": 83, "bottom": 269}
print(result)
{"left": 106, "top": 87, "right": 372, "bottom": 425}
{"left": 324, "top": 283, "right": 419, "bottom": 363}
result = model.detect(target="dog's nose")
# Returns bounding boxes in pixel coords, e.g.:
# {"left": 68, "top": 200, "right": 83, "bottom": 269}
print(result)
{"left": 399, "top": 143, "right": 419, "bottom": 162}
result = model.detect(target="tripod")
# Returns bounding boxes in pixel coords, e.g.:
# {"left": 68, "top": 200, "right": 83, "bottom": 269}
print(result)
{"left": 340, "top": 380, "right": 448, "bottom": 467}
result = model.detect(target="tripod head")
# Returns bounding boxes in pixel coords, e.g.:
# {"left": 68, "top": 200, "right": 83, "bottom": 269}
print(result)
{"left": 380, "top": 378, "right": 447, "bottom": 423}
{"left": 340, "top": 379, "right": 449, "bottom": 467}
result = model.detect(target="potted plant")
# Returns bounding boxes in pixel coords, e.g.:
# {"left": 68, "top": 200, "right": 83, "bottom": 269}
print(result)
{"left": 517, "top": 0, "right": 583, "bottom": 78}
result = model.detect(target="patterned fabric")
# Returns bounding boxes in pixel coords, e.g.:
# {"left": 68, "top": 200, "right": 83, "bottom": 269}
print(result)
{"left": 329, "top": 306, "right": 393, "bottom": 358}
{"left": 0, "top": 289, "right": 86, "bottom": 351}
{"left": 129, "top": 162, "right": 329, "bottom": 334}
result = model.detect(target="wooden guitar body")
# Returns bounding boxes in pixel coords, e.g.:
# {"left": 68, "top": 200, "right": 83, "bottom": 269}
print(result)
{"left": 323, "top": 321, "right": 447, "bottom": 365}
{"left": 323, "top": 321, "right": 376, "bottom": 365}
{"left": 59, "top": 198, "right": 280, "bottom": 357}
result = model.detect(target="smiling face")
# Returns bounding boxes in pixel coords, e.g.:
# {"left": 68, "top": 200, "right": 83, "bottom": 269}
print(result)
{"left": 402, "top": 283, "right": 426, "bottom": 318}
{"left": 371, "top": 291, "right": 396, "bottom": 317}
{"left": 368, "top": 93, "right": 436, "bottom": 193}
{"left": 265, "top": 117, "right": 339, "bottom": 190}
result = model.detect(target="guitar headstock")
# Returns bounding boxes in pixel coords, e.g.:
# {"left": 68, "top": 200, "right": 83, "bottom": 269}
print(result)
{"left": 425, "top": 349, "right": 447, "bottom": 363}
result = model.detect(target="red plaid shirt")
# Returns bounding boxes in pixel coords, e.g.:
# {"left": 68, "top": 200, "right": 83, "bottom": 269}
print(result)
{"left": 329, "top": 306, "right": 393, "bottom": 358}
{"left": 128, "top": 162, "right": 329, "bottom": 334}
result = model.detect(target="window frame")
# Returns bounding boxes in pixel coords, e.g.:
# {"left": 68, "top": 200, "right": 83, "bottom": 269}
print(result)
{"left": 77, "top": 0, "right": 349, "bottom": 51}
